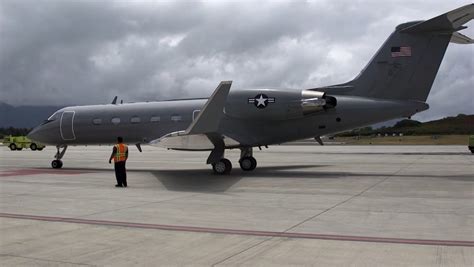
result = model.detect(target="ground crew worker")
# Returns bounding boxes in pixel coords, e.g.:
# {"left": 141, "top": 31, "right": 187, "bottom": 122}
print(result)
{"left": 109, "top": 136, "right": 128, "bottom": 187}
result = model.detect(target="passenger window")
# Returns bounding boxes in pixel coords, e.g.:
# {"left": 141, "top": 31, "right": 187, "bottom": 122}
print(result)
{"left": 150, "top": 116, "right": 160, "bottom": 123}
{"left": 130, "top": 116, "right": 141, "bottom": 124}
{"left": 92, "top": 118, "right": 102, "bottom": 125}
{"left": 171, "top": 115, "right": 182, "bottom": 122}
{"left": 111, "top": 117, "right": 121, "bottom": 125}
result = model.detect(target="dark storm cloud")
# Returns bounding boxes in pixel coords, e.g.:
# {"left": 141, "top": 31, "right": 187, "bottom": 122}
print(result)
{"left": 0, "top": 0, "right": 472, "bottom": 121}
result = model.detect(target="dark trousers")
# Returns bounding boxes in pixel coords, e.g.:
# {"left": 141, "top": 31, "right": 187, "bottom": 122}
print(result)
{"left": 114, "top": 161, "right": 127, "bottom": 186}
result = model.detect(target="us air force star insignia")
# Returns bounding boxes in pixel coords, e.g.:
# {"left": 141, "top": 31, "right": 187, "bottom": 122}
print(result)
{"left": 248, "top": 94, "right": 275, "bottom": 109}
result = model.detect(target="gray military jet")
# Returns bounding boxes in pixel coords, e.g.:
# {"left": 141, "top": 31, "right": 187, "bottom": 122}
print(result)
{"left": 28, "top": 4, "right": 473, "bottom": 174}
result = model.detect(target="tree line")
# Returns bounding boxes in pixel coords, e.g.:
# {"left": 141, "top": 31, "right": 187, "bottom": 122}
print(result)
{"left": 0, "top": 127, "right": 32, "bottom": 139}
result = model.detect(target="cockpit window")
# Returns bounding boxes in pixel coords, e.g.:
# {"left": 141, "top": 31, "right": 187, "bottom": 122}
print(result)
{"left": 42, "top": 111, "right": 61, "bottom": 125}
{"left": 47, "top": 112, "right": 61, "bottom": 121}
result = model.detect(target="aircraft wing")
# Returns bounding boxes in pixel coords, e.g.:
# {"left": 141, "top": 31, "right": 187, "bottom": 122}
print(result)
{"left": 150, "top": 81, "right": 239, "bottom": 150}
{"left": 185, "top": 81, "right": 232, "bottom": 135}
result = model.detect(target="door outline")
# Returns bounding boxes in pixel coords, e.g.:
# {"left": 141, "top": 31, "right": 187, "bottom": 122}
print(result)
{"left": 60, "top": 111, "right": 76, "bottom": 140}
{"left": 192, "top": 110, "right": 201, "bottom": 121}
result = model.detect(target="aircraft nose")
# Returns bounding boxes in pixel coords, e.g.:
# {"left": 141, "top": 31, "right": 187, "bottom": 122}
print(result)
{"left": 27, "top": 125, "right": 51, "bottom": 144}
{"left": 27, "top": 123, "right": 60, "bottom": 145}
{"left": 27, "top": 127, "right": 41, "bottom": 142}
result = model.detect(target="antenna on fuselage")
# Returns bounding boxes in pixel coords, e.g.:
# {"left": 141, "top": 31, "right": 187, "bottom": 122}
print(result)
{"left": 111, "top": 96, "right": 118, "bottom": 104}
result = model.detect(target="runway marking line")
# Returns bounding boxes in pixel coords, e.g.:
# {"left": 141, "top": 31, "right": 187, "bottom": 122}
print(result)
{"left": 0, "top": 212, "right": 473, "bottom": 247}
{"left": 0, "top": 169, "right": 91, "bottom": 177}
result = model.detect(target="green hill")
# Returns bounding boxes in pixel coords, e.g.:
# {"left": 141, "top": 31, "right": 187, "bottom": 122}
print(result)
{"left": 339, "top": 114, "right": 474, "bottom": 136}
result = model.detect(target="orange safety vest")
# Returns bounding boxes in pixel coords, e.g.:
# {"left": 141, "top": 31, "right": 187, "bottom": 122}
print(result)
{"left": 114, "top": 143, "right": 128, "bottom": 162}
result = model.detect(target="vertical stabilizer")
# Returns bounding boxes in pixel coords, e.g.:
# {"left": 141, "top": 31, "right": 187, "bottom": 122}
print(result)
{"left": 347, "top": 4, "right": 473, "bottom": 102}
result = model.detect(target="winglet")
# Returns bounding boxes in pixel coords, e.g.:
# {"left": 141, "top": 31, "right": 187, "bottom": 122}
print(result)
{"left": 185, "top": 81, "right": 232, "bottom": 135}
{"left": 401, "top": 4, "right": 474, "bottom": 34}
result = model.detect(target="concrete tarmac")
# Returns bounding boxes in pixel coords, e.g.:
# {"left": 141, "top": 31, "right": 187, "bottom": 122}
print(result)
{"left": 0, "top": 145, "right": 473, "bottom": 266}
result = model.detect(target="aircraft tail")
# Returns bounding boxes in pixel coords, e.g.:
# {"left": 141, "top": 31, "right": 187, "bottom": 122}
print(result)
{"left": 346, "top": 4, "right": 473, "bottom": 102}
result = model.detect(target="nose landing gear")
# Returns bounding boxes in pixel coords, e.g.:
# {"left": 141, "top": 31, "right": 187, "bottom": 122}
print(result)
{"left": 51, "top": 159, "right": 63, "bottom": 169}
{"left": 52, "top": 145, "right": 67, "bottom": 169}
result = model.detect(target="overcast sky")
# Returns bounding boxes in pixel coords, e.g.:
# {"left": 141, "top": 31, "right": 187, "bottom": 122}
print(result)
{"left": 0, "top": 0, "right": 472, "bottom": 121}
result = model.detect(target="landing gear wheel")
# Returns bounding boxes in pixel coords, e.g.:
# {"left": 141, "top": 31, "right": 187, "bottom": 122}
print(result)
{"left": 212, "top": 158, "right": 232, "bottom": 174}
{"left": 51, "top": 145, "right": 67, "bottom": 169}
{"left": 9, "top": 143, "right": 17, "bottom": 151}
{"left": 30, "top": 143, "right": 37, "bottom": 151}
{"left": 51, "top": 160, "right": 63, "bottom": 169}
{"left": 239, "top": 156, "right": 257, "bottom": 171}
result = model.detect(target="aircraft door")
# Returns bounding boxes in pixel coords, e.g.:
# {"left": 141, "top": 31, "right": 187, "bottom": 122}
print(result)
{"left": 193, "top": 110, "right": 200, "bottom": 121}
{"left": 60, "top": 111, "right": 76, "bottom": 140}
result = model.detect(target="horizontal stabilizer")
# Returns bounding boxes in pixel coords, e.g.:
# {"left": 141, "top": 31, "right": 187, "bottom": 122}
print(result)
{"left": 186, "top": 81, "right": 232, "bottom": 135}
{"left": 401, "top": 4, "right": 474, "bottom": 33}
{"left": 450, "top": 31, "right": 474, "bottom": 44}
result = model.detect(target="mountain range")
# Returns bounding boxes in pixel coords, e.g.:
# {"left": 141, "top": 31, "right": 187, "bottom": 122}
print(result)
{"left": 0, "top": 102, "right": 63, "bottom": 128}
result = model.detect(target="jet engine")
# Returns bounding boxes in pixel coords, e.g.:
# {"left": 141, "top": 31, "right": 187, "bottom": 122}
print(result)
{"left": 225, "top": 89, "right": 337, "bottom": 120}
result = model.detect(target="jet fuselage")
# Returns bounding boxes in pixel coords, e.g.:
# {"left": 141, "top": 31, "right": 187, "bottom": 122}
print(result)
{"left": 28, "top": 89, "right": 427, "bottom": 148}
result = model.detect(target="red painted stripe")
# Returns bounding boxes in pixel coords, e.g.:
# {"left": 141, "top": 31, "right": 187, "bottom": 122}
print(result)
{"left": 1, "top": 212, "right": 472, "bottom": 247}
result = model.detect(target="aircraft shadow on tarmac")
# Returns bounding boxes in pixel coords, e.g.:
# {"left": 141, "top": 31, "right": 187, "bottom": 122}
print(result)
{"left": 151, "top": 165, "right": 330, "bottom": 192}
{"left": 35, "top": 164, "right": 473, "bottom": 192}
{"left": 150, "top": 166, "right": 472, "bottom": 192}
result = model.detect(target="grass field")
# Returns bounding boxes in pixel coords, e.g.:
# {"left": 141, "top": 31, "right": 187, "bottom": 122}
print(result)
{"left": 331, "top": 135, "right": 471, "bottom": 145}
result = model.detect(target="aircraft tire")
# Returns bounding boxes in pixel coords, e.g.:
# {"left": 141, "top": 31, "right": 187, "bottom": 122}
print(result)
{"left": 239, "top": 156, "right": 257, "bottom": 171}
{"left": 51, "top": 160, "right": 63, "bottom": 169}
{"left": 212, "top": 158, "right": 232, "bottom": 174}
{"left": 30, "top": 143, "right": 37, "bottom": 151}
{"left": 9, "top": 143, "right": 17, "bottom": 151}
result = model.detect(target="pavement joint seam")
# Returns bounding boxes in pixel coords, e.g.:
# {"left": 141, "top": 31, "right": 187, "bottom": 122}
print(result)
{"left": 330, "top": 209, "right": 473, "bottom": 216}
{"left": 1, "top": 192, "right": 154, "bottom": 203}
{"left": 280, "top": 157, "right": 422, "bottom": 234}
{"left": 211, "top": 237, "right": 274, "bottom": 266}
{"left": 71, "top": 193, "right": 203, "bottom": 220}
{"left": 0, "top": 253, "right": 95, "bottom": 266}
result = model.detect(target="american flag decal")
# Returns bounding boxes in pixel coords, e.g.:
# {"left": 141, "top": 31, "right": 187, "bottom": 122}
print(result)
{"left": 391, "top": 46, "right": 412, "bottom": 57}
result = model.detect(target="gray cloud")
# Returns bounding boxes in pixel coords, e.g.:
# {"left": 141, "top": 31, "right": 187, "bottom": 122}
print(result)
{"left": 0, "top": 0, "right": 472, "bottom": 121}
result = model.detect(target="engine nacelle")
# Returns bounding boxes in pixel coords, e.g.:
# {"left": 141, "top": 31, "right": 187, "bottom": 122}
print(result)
{"left": 225, "top": 89, "right": 336, "bottom": 120}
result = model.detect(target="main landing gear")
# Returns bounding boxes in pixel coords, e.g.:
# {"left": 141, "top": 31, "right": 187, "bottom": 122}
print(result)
{"left": 51, "top": 145, "right": 67, "bottom": 169}
{"left": 239, "top": 147, "right": 257, "bottom": 171}
{"left": 210, "top": 147, "right": 257, "bottom": 175}
{"left": 212, "top": 158, "right": 232, "bottom": 174}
